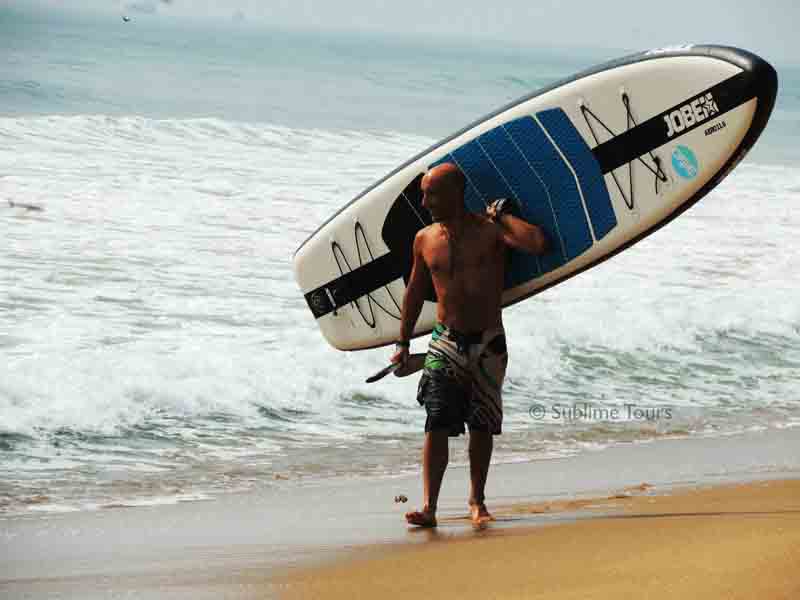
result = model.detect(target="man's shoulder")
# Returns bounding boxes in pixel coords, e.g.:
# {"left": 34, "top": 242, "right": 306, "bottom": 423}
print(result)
{"left": 415, "top": 223, "right": 438, "bottom": 242}
{"left": 413, "top": 224, "right": 437, "bottom": 253}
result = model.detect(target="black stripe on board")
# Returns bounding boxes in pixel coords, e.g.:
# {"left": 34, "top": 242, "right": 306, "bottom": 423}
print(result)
{"left": 593, "top": 70, "right": 755, "bottom": 174}
{"left": 304, "top": 251, "right": 404, "bottom": 319}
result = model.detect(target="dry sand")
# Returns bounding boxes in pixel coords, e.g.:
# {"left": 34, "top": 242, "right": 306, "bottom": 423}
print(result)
{"left": 278, "top": 478, "right": 800, "bottom": 600}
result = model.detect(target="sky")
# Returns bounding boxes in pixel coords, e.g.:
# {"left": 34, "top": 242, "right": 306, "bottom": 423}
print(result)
{"left": 6, "top": 0, "right": 799, "bottom": 64}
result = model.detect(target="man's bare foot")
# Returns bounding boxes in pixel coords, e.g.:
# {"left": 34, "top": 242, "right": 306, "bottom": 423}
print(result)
{"left": 469, "top": 503, "right": 494, "bottom": 529}
{"left": 405, "top": 508, "right": 437, "bottom": 528}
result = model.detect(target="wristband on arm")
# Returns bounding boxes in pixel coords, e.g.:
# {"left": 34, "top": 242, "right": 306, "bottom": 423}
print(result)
{"left": 489, "top": 197, "right": 521, "bottom": 221}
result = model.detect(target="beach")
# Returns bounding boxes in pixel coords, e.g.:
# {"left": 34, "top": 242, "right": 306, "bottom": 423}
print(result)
{"left": 280, "top": 478, "right": 800, "bottom": 600}
{"left": 3, "top": 7, "right": 800, "bottom": 600}
{"left": 3, "top": 427, "right": 799, "bottom": 599}
{"left": 3, "top": 6, "right": 799, "bottom": 520}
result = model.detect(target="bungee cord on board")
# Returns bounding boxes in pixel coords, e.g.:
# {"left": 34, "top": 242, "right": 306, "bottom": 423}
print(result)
{"left": 580, "top": 92, "right": 668, "bottom": 209}
{"left": 330, "top": 221, "right": 403, "bottom": 327}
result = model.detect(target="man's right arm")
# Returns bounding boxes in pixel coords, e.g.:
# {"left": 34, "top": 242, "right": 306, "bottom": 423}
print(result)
{"left": 392, "top": 231, "right": 430, "bottom": 364}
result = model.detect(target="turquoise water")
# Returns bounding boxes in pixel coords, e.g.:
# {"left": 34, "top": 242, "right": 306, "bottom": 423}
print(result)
{"left": 1, "top": 8, "right": 799, "bottom": 515}
{"left": 0, "top": 9, "right": 595, "bottom": 132}
{"left": 4, "top": 8, "right": 796, "bottom": 161}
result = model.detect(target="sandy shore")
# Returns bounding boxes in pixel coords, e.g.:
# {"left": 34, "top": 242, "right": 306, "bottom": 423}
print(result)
{"left": 278, "top": 478, "right": 800, "bottom": 600}
{"left": 3, "top": 428, "right": 799, "bottom": 599}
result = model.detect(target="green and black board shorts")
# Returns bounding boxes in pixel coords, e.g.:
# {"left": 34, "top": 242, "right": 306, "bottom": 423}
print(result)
{"left": 417, "top": 323, "right": 508, "bottom": 436}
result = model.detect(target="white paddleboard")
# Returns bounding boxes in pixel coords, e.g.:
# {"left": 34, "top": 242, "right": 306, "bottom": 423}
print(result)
{"left": 293, "top": 45, "right": 777, "bottom": 351}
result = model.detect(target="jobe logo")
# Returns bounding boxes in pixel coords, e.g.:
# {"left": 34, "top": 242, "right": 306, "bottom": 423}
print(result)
{"left": 663, "top": 93, "right": 719, "bottom": 138}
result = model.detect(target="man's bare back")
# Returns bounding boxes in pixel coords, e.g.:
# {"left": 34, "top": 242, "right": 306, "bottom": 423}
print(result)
{"left": 417, "top": 212, "right": 506, "bottom": 332}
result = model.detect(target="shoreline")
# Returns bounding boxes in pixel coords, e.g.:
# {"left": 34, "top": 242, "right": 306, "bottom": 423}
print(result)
{"left": 2, "top": 427, "right": 799, "bottom": 599}
{"left": 5, "top": 422, "right": 798, "bottom": 521}
{"left": 278, "top": 478, "right": 800, "bottom": 600}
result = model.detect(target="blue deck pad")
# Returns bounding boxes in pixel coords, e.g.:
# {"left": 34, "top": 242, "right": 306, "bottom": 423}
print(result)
{"left": 477, "top": 126, "right": 562, "bottom": 278}
{"left": 503, "top": 116, "right": 594, "bottom": 263}
{"left": 536, "top": 109, "right": 617, "bottom": 240}
{"left": 428, "top": 110, "right": 616, "bottom": 289}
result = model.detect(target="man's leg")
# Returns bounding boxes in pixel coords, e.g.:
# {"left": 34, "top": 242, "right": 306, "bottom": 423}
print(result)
{"left": 467, "top": 330, "right": 506, "bottom": 526}
{"left": 468, "top": 430, "right": 494, "bottom": 526}
{"left": 406, "top": 429, "right": 449, "bottom": 527}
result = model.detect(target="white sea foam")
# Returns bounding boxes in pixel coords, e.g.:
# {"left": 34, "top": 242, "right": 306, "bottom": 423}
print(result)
{"left": 2, "top": 114, "right": 799, "bottom": 514}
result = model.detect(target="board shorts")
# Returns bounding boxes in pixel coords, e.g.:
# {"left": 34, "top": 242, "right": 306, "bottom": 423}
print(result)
{"left": 416, "top": 323, "right": 508, "bottom": 436}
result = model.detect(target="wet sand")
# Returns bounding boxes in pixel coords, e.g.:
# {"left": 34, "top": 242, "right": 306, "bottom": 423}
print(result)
{"left": 278, "top": 478, "right": 800, "bottom": 600}
{"left": 3, "top": 428, "right": 799, "bottom": 599}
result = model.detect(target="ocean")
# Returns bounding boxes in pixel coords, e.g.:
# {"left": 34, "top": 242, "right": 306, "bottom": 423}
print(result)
{"left": 2, "top": 8, "right": 799, "bottom": 516}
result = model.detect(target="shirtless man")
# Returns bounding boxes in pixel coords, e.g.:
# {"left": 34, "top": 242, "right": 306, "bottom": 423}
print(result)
{"left": 391, "top": 163, "right": 549, "bottom": 528}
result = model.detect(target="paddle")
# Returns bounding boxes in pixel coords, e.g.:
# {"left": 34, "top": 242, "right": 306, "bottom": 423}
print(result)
{"left": 365, "top": 353, "right": 426, "bottom": 383}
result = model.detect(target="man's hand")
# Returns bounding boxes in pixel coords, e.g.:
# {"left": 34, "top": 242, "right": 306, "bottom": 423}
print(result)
{"left": 487, "top": 198, "right": 548, "bottom": 256}
{"left": 391, "top": 343, "right": 409, "bottom": 366}
{"left": 486, "top": 201, "right": 500, "bottom": 223}
{"left": 486, "top": 197, "right": 517, "bottom": 224}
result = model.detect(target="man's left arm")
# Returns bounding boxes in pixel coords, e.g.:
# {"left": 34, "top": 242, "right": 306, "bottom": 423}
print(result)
{"left": 487, "top": 199, "right": 549, "bottom": 256}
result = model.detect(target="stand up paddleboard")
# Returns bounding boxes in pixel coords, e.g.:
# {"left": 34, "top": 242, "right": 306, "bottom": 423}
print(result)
{"left": 294, "top": 45, "right": 778, "bottom": 351}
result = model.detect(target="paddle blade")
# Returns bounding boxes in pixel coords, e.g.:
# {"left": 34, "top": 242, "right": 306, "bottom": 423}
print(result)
{"left": 365, "top": 362, "right": 402, "bottom": 383}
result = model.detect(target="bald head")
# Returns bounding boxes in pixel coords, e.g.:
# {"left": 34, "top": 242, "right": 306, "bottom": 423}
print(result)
{"left": 425, "top": 163, "right": 466, "bottom": 196}
{"left": 421, "top": 163, "right": 466, "bottom": 223}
